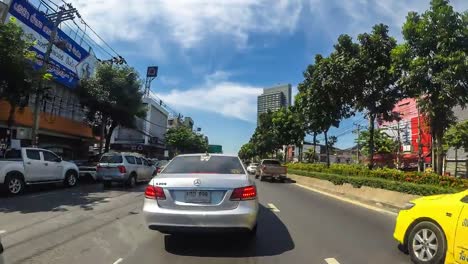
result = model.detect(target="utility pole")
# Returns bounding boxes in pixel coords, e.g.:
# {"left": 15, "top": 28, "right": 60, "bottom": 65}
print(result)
{"left": 353, "top": 123, "right": 361, "bottom": 164}
{"left": 30, "top": 4, "right": 76, "bottom": 147}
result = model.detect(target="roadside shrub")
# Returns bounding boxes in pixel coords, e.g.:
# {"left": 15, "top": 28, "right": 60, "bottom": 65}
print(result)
{"left": 286, "top": 163, "right": 468, "bottom": 190}
{"left": 288, "top": 169, "right": 461, "bottom": 196}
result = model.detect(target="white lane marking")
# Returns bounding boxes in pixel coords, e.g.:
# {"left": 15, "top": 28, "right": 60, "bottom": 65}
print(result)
{"left": 295, "top": 183, "right": 397, "bottom": 216}
{"left": 113, "top": 258, "right": 123, "bottom": 264}
{"left": 267, "top": 203, "right": 280, "bottom": 212}
{"left": 0, "top": 230, "right": 6, "bottom": 235}
{"left": 325, "top": 258, "right": 341, "bottom": 264}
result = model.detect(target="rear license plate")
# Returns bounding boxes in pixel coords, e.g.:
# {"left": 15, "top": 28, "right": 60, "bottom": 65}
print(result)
{"left": 185, "top": 190, "right": 211, "bottom": 203}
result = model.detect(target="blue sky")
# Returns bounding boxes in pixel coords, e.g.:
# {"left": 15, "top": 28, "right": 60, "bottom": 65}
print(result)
{"left": 73, "top": 0, "right": 468, "bottom": 154}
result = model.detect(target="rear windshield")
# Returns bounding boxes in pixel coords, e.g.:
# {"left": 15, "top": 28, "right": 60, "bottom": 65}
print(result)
{"left": 262, "top": 160, "right": 281, "bottom": 165}
{"left": 100, "top": 155, "right": 123, "bottom": 163}
{"left": 163, "top": 156, "right": 245, "bottom": 174}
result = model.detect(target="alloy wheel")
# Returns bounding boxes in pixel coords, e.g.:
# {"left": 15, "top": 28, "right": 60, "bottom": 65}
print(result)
{"left": 412, "top": 228, "right": 438, "bottom": 261}
{"left": 8, "top": 178, "right": 22, "bottom": 194}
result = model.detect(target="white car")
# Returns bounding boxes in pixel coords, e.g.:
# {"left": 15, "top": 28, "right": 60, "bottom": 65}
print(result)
{"left": 143, "top": 153, "right": 258, "bottom": 236}
{"left": 97, "top": 152, "right": 156, "bottom": 187}
{"left": 246, "top": 163, "right": 258, "bottom": 174}
{"left": 0, "top": 148, "right": 79, "bottom": 195}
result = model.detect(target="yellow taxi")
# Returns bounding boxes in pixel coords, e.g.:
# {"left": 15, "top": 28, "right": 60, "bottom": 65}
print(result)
{"left": 394, "top": 189, "right": 468, "bottom": 264}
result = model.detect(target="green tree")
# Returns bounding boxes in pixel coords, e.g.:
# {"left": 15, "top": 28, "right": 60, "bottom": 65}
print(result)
{"left": 271, "top": 106, "right": 306, "bottom": 162}
{"left": 166, "top": 126, "right": 208, "bottom": 155}
{"left": 297, "top": 53, "right": 354, "bottom": 167}
{"left": 78, "top": 64, "right": 145, "bottom": 153}
{"left": 303, "top": 147, "right": 318, "bottom": 163}
{"left": 238, "top": 142, "right": 256, "bottom": 161}
{"left": 355, "top": 129, "right": 398, "bottom": 157}
{"left": 0, "top": 17, "right": 42, "bottom": 136}
{"left": 444, "top": 121, "right": 468, "bottom": 176}
{"left": 393, "top": 0, "right": 468, "bottom": 174}
{"left": 336, "top": 24, "right": 401, "bottom": 169}
{"left": 250, "top": 111, "right": 281, "bottom": 158}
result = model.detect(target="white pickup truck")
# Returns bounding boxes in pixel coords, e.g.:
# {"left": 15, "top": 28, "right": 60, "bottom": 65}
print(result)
{"left": 0, "top": 148, "right": 79, "bottom": 195}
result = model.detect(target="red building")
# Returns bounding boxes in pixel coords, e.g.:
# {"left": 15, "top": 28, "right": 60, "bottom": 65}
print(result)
{"left": 378, "top": 98, "right": 432, "bottom": 168}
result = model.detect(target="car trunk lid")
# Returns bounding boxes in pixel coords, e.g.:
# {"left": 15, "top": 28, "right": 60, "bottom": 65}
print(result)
{"left": 153, "top": 173, "right": 249, "bottom": 211}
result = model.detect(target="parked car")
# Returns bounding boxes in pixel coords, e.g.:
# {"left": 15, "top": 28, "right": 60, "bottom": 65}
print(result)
{"left": 97, "top": 152, "right": 155, "bottom": 187}
{"left": 155, "top": 160, "right": 169, "bottom": 174}
{"left": 255, "top": 159, "right": 287, "bottom": 182}
{"left": 246, "top": 163, "right": 258, "bottom": 174}
{"left": 143, "top": 153, "right": 258, "bottom": 236}
{"left": 0, "top": 148, "right": 79, "bottom": 195}
{"left": 394, "top": 189, "right": 468, "bottom": 264}
{"left": 74, "top": 154, "right": 102, "bottom": 181}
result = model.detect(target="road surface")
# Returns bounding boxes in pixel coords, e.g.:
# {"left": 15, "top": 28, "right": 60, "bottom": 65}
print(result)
{"left": 0, "top": 177, "right": 410, "bottom": 264}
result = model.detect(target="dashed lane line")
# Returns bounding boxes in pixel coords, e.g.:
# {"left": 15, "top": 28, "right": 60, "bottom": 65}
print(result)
{"left": 0, "top": 230, "right": 6, "bottom": 235}
{"left": 295, "top": 183, "right": 397, "bottom": 216}
{"left": 112, "top": 258, "right": 123, "bottom": 264}
{"left": 325, "top": 258, "right": 341, "bottom": 264}
{"left": 267, "top": 203, "right": 280, "bottom": 213}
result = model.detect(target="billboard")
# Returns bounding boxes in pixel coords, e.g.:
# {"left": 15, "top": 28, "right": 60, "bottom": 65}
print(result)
{"left": 7, "top": 0, "right": 97, "bottom": 88}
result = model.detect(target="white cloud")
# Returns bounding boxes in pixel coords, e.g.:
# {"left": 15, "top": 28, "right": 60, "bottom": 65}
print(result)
{"left": 73, "top": 0, "right": 303, "bottom": 51}
{"left": 306, "top": 0, "right": 468, "bottom": 41}
{"left": 155, "top": 80, "right": 262, "bottom": 122}
{"left": 159, "top": 76, "right": 180, "bottom": 86}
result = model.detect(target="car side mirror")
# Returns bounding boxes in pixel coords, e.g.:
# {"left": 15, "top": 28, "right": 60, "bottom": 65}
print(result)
{"left": 462, "top": 195, "right": 468, "bottom": 203}
{"left": 55, "top": 157, "right": 62, "bottom": 162}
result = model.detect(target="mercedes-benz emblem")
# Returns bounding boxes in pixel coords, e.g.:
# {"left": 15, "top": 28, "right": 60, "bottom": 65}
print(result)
{"left": 193, "top": 179, "right": 201, "bottom": 186}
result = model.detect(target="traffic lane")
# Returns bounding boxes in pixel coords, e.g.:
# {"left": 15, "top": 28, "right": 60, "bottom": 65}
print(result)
{"left": 123, "top": 203, "right": 295, "bottom": 264}
{"left": 255, "top": 178, "right": 409, "bottom": 264}
{"left": 0, "top": 184, "right": 147, "bottom": 264}
{"left": 0, "top": 182, "right": 146, "bottom": 247}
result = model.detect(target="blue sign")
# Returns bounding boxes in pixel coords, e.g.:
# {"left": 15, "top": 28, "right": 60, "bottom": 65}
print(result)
{"left": 7, "top": 0, "right": 95, "bottom": 88}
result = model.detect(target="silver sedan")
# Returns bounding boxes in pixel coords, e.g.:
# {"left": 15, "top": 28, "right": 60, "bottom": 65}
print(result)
{"left": 143, "top": 154, "right": 258, "bottom": 236}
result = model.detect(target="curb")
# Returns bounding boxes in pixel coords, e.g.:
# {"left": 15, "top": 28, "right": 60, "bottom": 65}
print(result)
{"left": 294, "top": 182, "right": 399, "bottom": 216}
{"left": 287, "top": 173, "right": 420, "bottom": 215}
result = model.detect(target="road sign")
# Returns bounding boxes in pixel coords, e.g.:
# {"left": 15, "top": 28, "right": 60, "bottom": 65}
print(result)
{"left": 147, "top": 66, "right": 158, "bottom": 77}
{"left": 164, "top": 150, "right": 169, "bottom": 158}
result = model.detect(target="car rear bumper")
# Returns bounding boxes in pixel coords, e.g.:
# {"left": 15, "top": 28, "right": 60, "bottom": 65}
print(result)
{"left": 143, "top": 198, "right": 258, "bottom": 232}
{"left": 97, "top": 172, "right": 128, "bottom": 182}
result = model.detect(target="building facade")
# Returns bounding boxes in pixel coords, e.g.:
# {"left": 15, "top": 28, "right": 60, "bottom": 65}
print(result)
{"left": 183, "top": 117, "right": 194, "bottom": 130}
{"left": 110, "top": 96, "right": 169, "bottom": 159}
{"left": 0, "top": 0, "right": 98, "bottom": 160}
{"left": 378, "top": 98, "right": 432, "bottom": 169}
{"left": 257, "top": 84, "right": 292, "bottom": 121}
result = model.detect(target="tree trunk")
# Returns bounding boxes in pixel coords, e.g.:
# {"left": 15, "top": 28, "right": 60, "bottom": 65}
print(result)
{"left": 324, "top": 130, "right": 330, "bottom": 168}
{"left": 368, "top": 115, "right": 376, "bottom": 170}
{"left": 6, "top": 102, "right": 16, "bottom": 148}
{"left": 284, "top": 146, "right": 287, "bottom": 163}
{"left": 454, "top": 148, "right": 458, "bottom": 177}
{"left": 104, "top": 121, "right": 117, "bottom": 153}
{"left": 431, "top": 134, "right": 436, "bottom": 172}
{"left": 436, "top": 132, "right": 444, "bottom": 175}
{"left": 312, "top": 132, "right": 317, "bottom": 163}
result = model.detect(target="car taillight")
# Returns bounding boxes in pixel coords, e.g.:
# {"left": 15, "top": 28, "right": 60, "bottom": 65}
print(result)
{"left": 230, "top": 185, "right": 257, "bottom": 200}
{"left": 117, "top": 165, "right": 126, "bottom": 173}
{"left": 145, "top": 185, "right": 166, "bottom": 200}
{"left": 261, "top": 165, "right": 266, "bottom": 171}
{"left": 156, "top": 167, "right": 161, "bottom": 173}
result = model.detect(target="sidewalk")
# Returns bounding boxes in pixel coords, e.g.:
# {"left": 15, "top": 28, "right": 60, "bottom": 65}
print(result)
{"left": 288, "top": 173, "right": 420, "bottom": 213}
